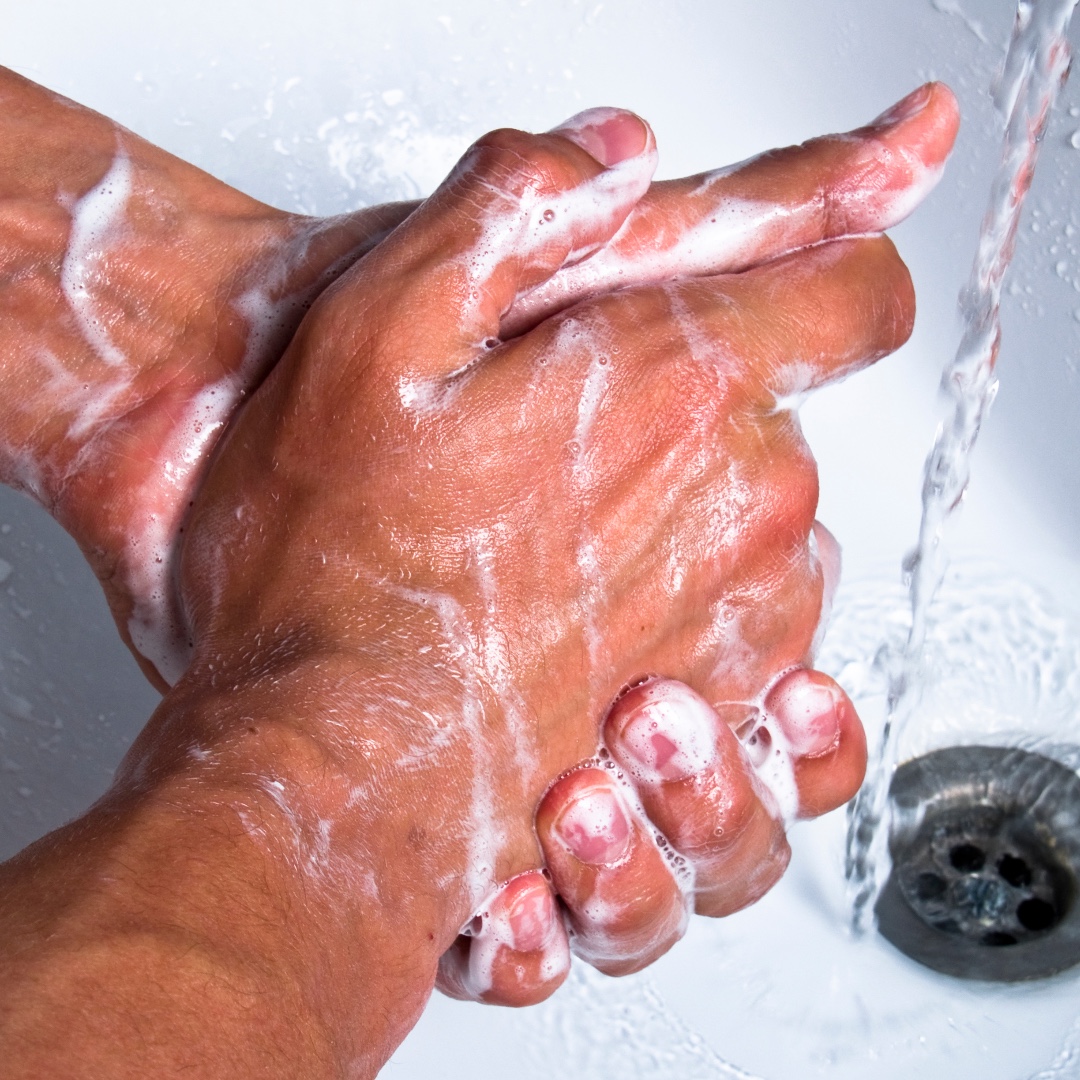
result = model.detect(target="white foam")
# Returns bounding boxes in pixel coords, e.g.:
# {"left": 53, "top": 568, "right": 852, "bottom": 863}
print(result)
{"left": 743, "top": 716, "right": 800, "bottom": 827}
{"left": 506, "top": 191, "right": 772, "bottom": 333}
{"left": 124, "top": 377, "right": 247, "bottom": 686}
{"left": 468, "top": 528, "right": 536, "bottom": 777}
{"left": 120, "top": 220, "right": 377, "bottom": 686}
{"left": 396, "top": 585, "right": 504, "bottom": 909}
{"left": 60, "top": 149, "right": 132, "bottom": 369}
{"left": 570, "top": 339, "right": 610, "bottom": 485}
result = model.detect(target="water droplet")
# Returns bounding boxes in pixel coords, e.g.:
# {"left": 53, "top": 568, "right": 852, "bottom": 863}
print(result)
{"left": 1070, "top": 130, "right": 1080, "bottom": 149}
{"left": 542, "top": 208, "right": 556, "bottom": 223}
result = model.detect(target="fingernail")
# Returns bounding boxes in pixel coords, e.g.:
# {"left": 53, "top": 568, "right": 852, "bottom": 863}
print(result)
{"left": 764, "top": 670, "right": 842, "bottom": 758}
{"left": 549, "top": 107, "right": 649, "bottom": 167}
{"left": 613, "top": 680, "right": 717, "bottom": 783}
{"left": 506, "top": 880, "right": 558, "bottom": 953}
{"left": 553, "top": 783, "right": 632, "bottom": 866}
{"left": 871, "top": 84, "right": 933, "bottom": 129}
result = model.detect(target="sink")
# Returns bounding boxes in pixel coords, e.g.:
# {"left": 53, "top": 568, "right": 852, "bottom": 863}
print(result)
{"left": 4, "top": 1, "right": 1080, "bottom": 1075}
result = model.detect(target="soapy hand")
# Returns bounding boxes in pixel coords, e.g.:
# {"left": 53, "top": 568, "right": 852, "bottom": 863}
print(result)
{"left": 435, "top": 83, "right": 960, "bottom": 1004}
{"left": 0, "top": 70, "right": 958, "bottom": 1017}
{"left": 0, "top": 68, "right": 955, "bottom": 708}
{"left": 150, "top": 93, "right": 941, "bottom": 1035}
{"left": 0, "top": 81, "right": 960, "bottom": 1077}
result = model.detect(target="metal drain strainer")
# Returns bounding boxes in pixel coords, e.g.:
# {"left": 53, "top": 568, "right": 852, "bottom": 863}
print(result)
{"left": 875, "top": 745, "right": 1080, "bottom": 981}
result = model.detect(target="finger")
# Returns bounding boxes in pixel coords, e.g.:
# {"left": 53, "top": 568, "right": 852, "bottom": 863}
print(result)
{"left": 435, "top": 871, "right": 570, "bottom": 1007}
{"left": 502, "top": 82, "right": 958, "bottom": 337}
{"left": 809, "top": 520, "right": 842, "bottom": 657}
{"left": 762, "top": 668, "right": 867, "bottom": 819}
{"left": 535, "top": 768, "right": 689, "bottom": 976}
{"left": 662, "top": 232, "right": 915, "bottom": 401}
{"left": 813, "top": 520, "right": 842, "bottom": 618}
{"left": 604, "top": 680, "right": 790, "bottom": 918}
{"left": 316, "top": 107, "right": 657, "bottom": 381}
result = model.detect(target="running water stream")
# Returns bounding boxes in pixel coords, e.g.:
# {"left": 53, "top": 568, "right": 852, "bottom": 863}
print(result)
{"left": 845, "top": 0, "right": 1080, "bottom": 935}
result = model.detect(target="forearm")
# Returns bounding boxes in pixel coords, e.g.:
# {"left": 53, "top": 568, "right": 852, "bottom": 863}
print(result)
{"left": 0, "top": 64, "right": 412, "bottom": 508}
{"left": 0, "top": 656, "right": 468, "bottom": 1079}
{"left": 0, "top": 804, "right": 340, "bottom": 1080}
{"left": 0, "top": 65, "right": 418, "bottom": 685}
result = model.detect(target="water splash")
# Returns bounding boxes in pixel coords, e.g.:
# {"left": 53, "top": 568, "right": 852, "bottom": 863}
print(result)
{"left": 845, "top": 0, "right": 1079, "bottom": 935}
{"left": 524, "top": 966, "right": 764, "bottom": 1080}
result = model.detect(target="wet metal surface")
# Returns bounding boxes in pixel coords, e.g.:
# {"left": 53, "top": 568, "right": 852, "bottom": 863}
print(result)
{"left": 877, "top": 745, "right": 1080, "bottom": 981}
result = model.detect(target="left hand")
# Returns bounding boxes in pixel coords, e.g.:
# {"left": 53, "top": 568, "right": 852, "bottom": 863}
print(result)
{"left": 0, "top": 64, "right": 415, "bottom": 688}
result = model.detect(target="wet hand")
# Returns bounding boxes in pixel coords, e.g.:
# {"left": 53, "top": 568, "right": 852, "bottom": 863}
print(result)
{"left": 435, "top": 83, "right": 960, "bottom": 1006}
{"left": 143, "top": 95, "right": 931, "bottom": 1042}
{"left": 0, "top": 64, "right": 415, "bottom": 688}
{"left": 0, "top": 70, "right": 955, "bottom": 715}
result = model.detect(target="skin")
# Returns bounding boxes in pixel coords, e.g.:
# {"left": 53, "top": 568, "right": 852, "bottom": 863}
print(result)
{"left": 0, "top": 64, "right": 418, "bottom": 690}
{"left": 0, "top": 71, "right": 959, "bottom": 1074}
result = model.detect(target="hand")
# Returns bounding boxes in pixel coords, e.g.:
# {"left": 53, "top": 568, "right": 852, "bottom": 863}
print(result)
{"left": 151, "top": 104, "right": 911, "bottom": 1068}
{"left": 433, "top": 82, "right": 960, "bottom": 1005}
{"left": 0, "top": 71, "right": 954, "bottom": 704}
{"left": 0, "top": 88, "right": 956, "bottom": 1080}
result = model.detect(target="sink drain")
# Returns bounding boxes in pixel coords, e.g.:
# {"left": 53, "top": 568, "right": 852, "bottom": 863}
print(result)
{"left": 875, "top": 745, "right": 1080, "bottom": 981}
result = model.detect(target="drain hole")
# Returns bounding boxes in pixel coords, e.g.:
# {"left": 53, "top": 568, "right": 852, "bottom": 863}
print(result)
{"left": 915, "top": 872, "right": 947, "bottom": 901}
{"left": 949, "top": 843, "right": 986, "bottom": 873}
{"left": 998, "top": 854, "right": 1033, "bottom": 888}
{"left": 877, "top": 746, "right": 1080, "bottom": 982}
{"left": 1017, "top": 897, "right": 1058, "bottom": 932}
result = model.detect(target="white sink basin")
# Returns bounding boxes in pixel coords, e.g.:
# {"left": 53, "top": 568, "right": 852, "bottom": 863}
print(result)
{"left": 4, "top": 1, "right": 1080, "bottom": 1076}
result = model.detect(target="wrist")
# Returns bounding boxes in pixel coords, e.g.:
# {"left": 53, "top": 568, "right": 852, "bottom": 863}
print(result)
{"left": 132, "top": 647, "right": 475, "bottom": 1038}
{"left": 1, "top": 647, "right": 468, "bottom": 1078}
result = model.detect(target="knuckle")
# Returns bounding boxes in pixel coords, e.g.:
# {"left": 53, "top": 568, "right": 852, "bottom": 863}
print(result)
{"left": 770, "top": 445, "right": 820, "bottom": 541}
{"left": 732, "top": 432, "right": 818, "bottom": 559}
{"left": 466, "top": 128, "right": 579, "bottom": 203}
